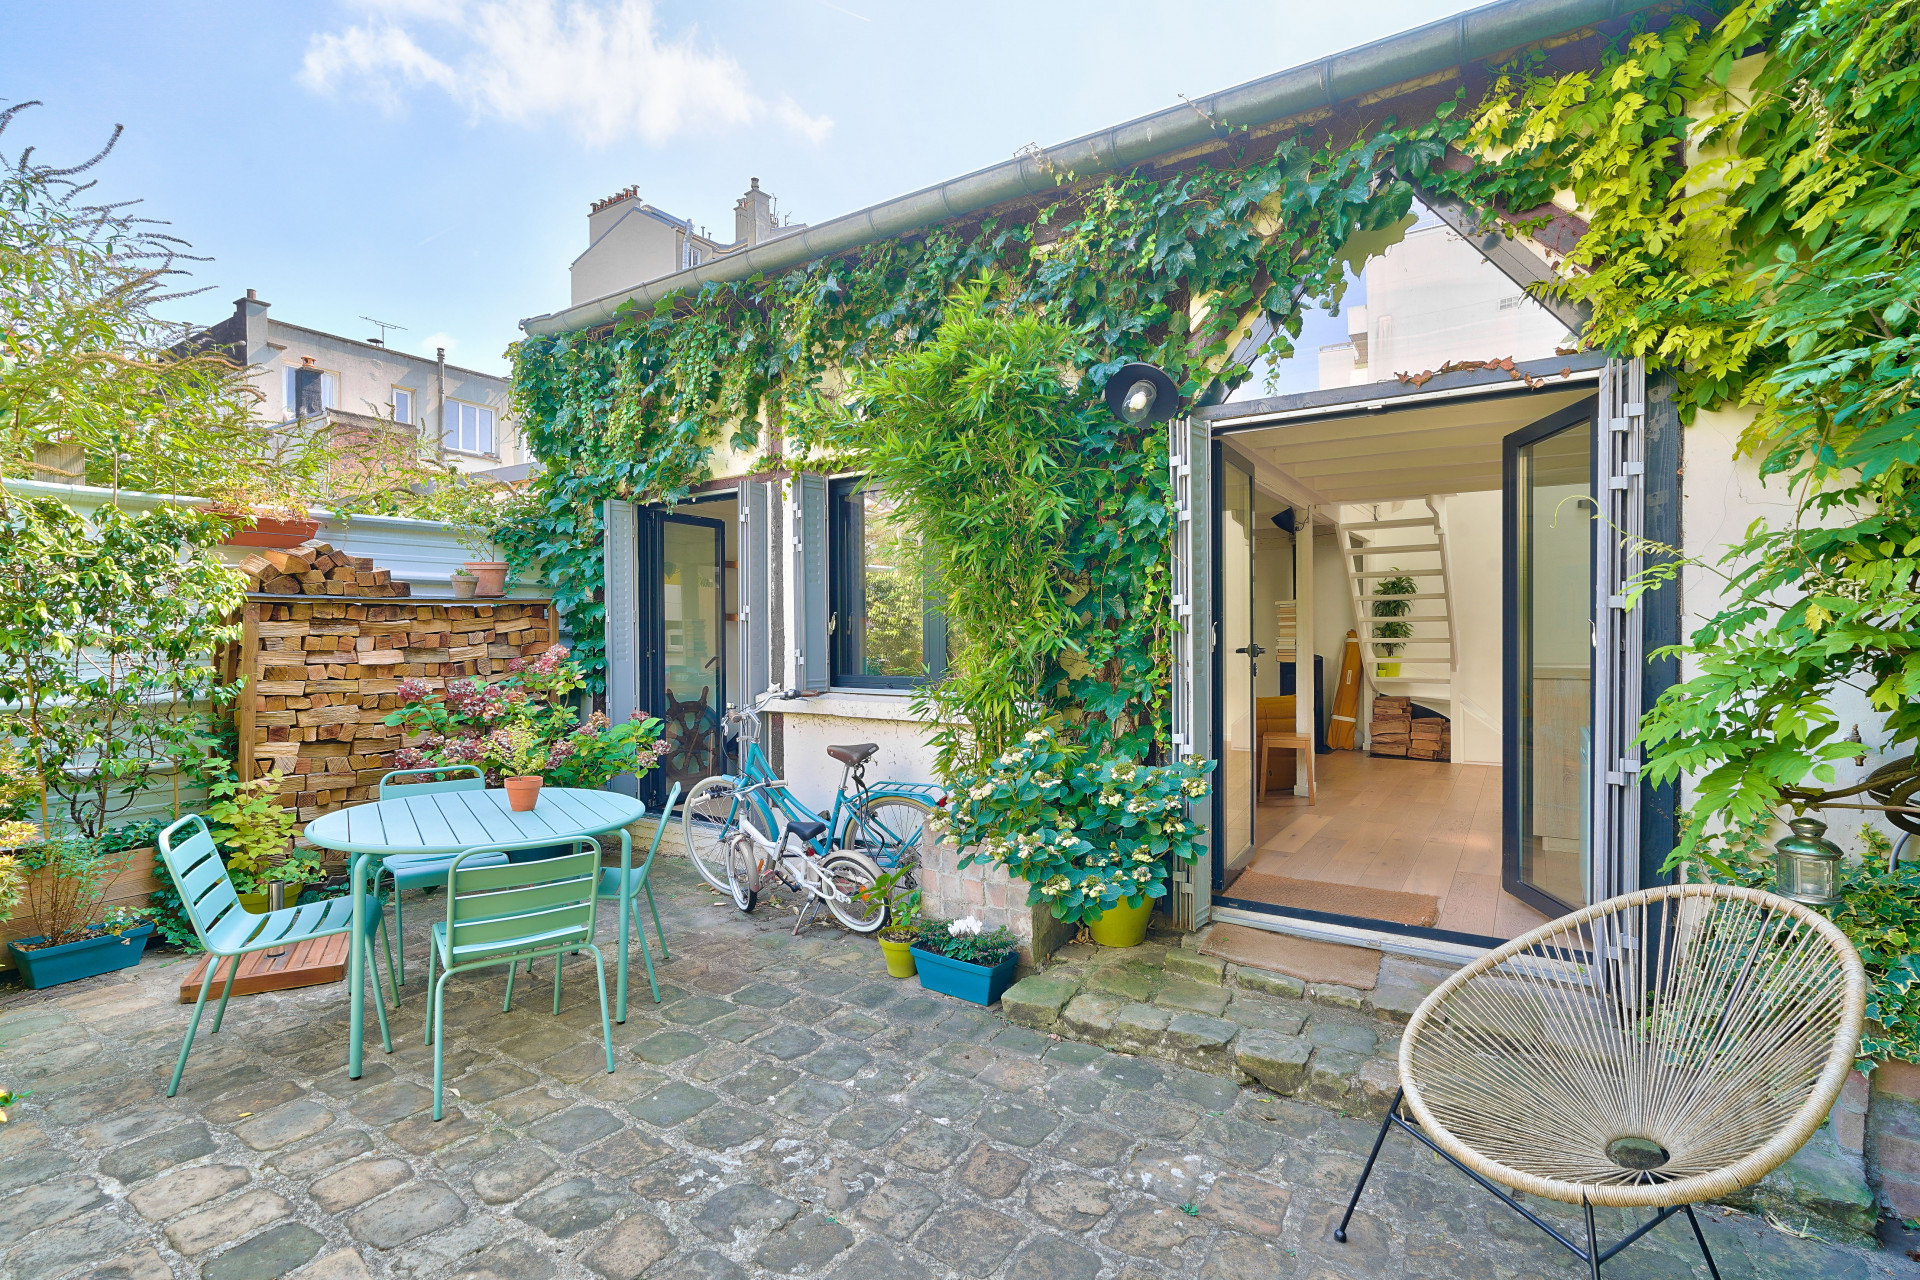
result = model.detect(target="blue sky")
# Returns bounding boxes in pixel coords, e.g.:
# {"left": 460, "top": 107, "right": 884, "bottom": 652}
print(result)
{"left": 8, "top": 0, "right": 1457, "bottom": 375}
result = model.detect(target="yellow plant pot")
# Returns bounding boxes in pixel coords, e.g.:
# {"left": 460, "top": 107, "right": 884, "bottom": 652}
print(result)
{"left": 1376, "top": 662, "right": 1401, "bottom": 678}
{"left": 1086, "top": 896, "right": 1154, "bottom": 948}
{"left": 236, "top": 892, "right": 271, "bottom": 914}
{"left": 878, "top": 935, "right": 918, "bottom": 978}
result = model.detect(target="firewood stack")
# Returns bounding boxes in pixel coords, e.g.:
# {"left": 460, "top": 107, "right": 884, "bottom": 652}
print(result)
{"left": 236, "top": 539, "right": 412, "bottom": 598}
{"left": 231, "top": 562, "right": 557, "bottom": 832}
{"left": 1366, "top": 696, "right": 1452, "bottom": 761}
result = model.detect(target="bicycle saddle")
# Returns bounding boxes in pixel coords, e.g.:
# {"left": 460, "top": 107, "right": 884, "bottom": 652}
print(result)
{"left": 786, "top": 818, "right": 829, "bottom": 842}
{"left": 827, "top": 743, "right": 879, "bottom": 766}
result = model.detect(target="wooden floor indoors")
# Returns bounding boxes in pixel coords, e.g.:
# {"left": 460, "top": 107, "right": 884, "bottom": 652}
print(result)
{"left": 1230, "top": 749, "right": 1552, "bottom": 941}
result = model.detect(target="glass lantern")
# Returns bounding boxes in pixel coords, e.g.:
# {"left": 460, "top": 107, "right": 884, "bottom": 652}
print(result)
{"left": 1774, "top": 816, "right": 1844, "bottom": 908}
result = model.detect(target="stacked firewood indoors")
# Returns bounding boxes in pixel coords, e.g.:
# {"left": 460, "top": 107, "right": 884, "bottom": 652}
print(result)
{"left": 220, "top": 546, "right": 556, "bottom": 837}
{"left": 1366, "top": 695, "right": 1452, "bottom": 761}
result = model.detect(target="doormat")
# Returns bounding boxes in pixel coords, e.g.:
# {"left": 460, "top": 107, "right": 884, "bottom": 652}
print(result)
{"left": 1200, "top": 920, "right": 1383, "bottom": 990}
{"left": 1221, "top": 870, "right": 1441, "bottom": 929}
{"left": 179, "top": 933, "right": 348, "bottom": 1003}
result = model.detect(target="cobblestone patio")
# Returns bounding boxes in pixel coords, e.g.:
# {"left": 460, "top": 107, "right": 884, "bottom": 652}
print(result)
{"left": 0, "top": 858, "right": 1908, "bottom": 1280}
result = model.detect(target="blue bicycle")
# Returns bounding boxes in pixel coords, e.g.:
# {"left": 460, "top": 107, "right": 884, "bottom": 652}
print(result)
{"left": 680, "top": 688, "right": 944, "bottom": 927}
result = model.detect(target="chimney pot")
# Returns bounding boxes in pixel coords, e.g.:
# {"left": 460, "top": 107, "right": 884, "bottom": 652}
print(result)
{"left": 247, "top": 288, "right": 257, "bottom": 301}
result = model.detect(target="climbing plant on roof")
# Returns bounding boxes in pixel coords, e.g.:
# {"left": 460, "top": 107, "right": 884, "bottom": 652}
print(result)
{"left": 509, "top": 115, "right": 1462, "bottom": 721}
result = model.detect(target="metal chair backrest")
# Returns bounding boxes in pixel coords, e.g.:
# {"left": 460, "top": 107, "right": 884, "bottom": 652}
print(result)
{"left": 640, "top": 782, "right": 682, "bottom": 869}
{"left": 379, "top": 765, "right": 486, "bottom": 800}
{"left": 442, "top": 838, "right": 601, "bottom": 969}
{"left": 158, "top": 814, "right": 247, "bottom": 951}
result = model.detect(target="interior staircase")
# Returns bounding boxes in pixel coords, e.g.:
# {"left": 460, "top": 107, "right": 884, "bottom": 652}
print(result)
{"left": 1335, "top": 498, "right": 1457, "bottom": 727}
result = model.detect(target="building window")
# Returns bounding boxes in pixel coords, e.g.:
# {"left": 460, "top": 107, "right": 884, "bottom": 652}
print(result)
{"left": 391, "top": 387, "right": 414, "bottom": 424}
{"left": 444, "top": 401, "right": 495, "bottom": 455}
{"left": 829, "top": 477, "right": 947, "bottom": 689}
{"left": 284, "top": 366, "right": 336, "bottom": 418}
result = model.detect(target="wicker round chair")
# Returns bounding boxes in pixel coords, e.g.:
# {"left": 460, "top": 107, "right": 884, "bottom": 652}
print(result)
{"left": 1336, "top": 883, "right": 1865, "bottom": 1279}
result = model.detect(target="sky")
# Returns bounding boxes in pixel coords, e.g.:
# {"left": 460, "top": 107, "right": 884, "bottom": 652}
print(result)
{"left": 8, "top": 0, "right": 1461, "bottom": 376}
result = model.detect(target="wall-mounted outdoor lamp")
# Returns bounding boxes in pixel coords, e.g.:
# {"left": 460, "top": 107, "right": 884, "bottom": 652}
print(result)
{"left": 1774, "top": 815, "right": 1845, "bottom": 908}
{"left": 1105, "top": 362, "right": 1181, "bottom": 425}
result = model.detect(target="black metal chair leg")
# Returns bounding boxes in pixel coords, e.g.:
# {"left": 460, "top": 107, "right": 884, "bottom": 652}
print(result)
{"left": 1335, "top": 1087, "right": 1401, "bottom": 1243}
{"left": 1682, "top": 1205, "right": 1722, "bottom": 1280}
{"left": 1583, "top": 1197, "right": 1601, "bottom": 1280}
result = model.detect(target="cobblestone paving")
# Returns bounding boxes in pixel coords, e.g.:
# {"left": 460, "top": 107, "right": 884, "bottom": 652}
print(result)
{"left": 1, "top": 859, "right": 1910, "bottom": 1280}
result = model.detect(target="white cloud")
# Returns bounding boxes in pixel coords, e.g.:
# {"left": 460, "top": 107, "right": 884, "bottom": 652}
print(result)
{"left": 299, "top": 0, "right": 831, "bottom": 148}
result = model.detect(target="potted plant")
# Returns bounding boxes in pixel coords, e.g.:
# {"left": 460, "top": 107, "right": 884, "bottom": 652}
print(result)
{"left": 5, "top": 835, "right": 154, "bottom": 988}
{"left": 935, "top": 723, "right": 1213, "bottom": 951}
{"left": 449, "top": 568, "right": 477, "bottom": 600}
{"left": 909, "top": 915, "right": 1021, "bottom": 1005}
{"left": 1372, "top": 572, "right": 1416, "bottom": 678}
{"left": 494, "top": 725, "right": 549, "bottom": 811}
{"left": 863, "top": 868, "right": 922, "bottom": 978}
{"left": 207, "top": 772, "right": 319, "bottom": 912}
{"left": 414, "top": 477, "right": 512, "bottom": 598}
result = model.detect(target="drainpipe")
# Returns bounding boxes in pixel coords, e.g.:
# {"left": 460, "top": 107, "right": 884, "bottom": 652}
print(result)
{"left": 435, "top": 346, "right": 447, "bottom": 463}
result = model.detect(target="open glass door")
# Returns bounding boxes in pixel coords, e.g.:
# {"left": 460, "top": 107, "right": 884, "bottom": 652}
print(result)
{"left": 1502, "top": 399, "right": 1596, "bottom": 917}
{"left": 643, "top": 512, "right": 727, "bottom": 800}
{"left": 1216, "top": 453, "right": 1258, "bottom": 878}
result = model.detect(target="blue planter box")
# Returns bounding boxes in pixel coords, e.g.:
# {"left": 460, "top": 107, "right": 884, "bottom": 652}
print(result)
{"left": 7, "top": 923, "right": 154, "bottom": 990}
{"left": 910, "top": 946, "right": 1020, "bottom": 1006}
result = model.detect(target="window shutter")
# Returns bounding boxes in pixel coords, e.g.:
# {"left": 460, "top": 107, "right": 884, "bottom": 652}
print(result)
{"left": 793, "top": 472, "right": 830, "bottom": 694}
{"left": 602, "top": 498, "right": 642, "bottom": 797}
{"left": 1169, "top": 417, "right": 1212, "bottom": 930}
{"left": 1592, "top": 357, "right": 1646, "bottom": 902}
{"left": 740, "top": 477, "right": 776, "bottom": 750}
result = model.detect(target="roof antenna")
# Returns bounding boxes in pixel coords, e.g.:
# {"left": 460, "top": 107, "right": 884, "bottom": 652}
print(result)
{"left": 360, "top": 315, "right": 408, "bottom": 347}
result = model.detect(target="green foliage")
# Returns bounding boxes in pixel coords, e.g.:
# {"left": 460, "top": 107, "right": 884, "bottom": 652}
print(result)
{"left": 206, "top": 771, "right": 317, "bottom": 895}
{"left": 934, "top": 722, "right": 1213, "bottom": 924}
{"left": 0, "top": 498, "right": 243, "bottom": 838}
{"left": 509, "top": 120, "right": 1442, "bottom": 697}
{"left": 100, "top": 818, "right": 193, "bottom": 950}
{"left": 1451, "top": 4, "right": 1920, "bottom": 882}
{"left": 0, "top": 104, "right": 328, "bottom": 507}
{"left": 912, "top": 916, "right": 1019, "bottom": 968}
{"left": 862, "top": 866, "right": 923, "bottom": 942}
{"left": 1370, "top": 572, "right": 1416, "bottom": 656}
{"left": 384, "top": 645, "right": 666, "bottom": 789}
{"left": 12, "top": 834, "right": 148, "bottom": 948}
{"left": 1689, "top": 819, "right": 1920, "bottom": 1066}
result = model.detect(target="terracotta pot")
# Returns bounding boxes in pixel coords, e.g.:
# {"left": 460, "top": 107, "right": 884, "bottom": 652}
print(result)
{"left": 464, "top": 561, "right": 508, "bottom": 598}
{"left": 219, "top": 512, "right": 321, "bottom": 549}
{"left": 504, "top": 775, "right": 543, "bottom": 812}
{"left": 449, "top": 573, "right": 477, "bottom": 599}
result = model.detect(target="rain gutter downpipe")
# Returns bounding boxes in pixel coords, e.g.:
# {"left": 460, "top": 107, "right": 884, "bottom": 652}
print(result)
{"left": 521, "top": 0, "right": 1663, "bottom": 338}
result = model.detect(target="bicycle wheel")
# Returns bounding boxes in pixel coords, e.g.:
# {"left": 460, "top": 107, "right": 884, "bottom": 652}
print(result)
{"left": 722, "top": 835, "right": 758, "bottom": 914}
{"left": 682, "top": 776, "right": 768, "bottom": 892}
{"left": 848, "top": 796, "right": 937, "bottom": 884}
{"left": 819, "top": 852, "right": 886, "bottom": 934}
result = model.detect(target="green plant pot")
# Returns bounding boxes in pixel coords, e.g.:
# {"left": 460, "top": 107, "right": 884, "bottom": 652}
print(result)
{"left": 879, "top": 935, "right": 917, "bottom": 978}
{"left": 236, "top": 891, "right": 271, "bottom": 914}
{"left": 7, "top": 923, "right": 153, "bottom": 989}
{"left": 1086, "top": 896, "right": 1154, "bottom": 948}
{"left": 1376, "top": 662, "right": 1401, "bottom": 678}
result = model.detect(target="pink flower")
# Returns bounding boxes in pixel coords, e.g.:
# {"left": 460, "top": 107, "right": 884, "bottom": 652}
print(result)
{"left": 393, "top": 747, "right": 427, "bottom": 769}
{"left": 532, "top": 644, "right": 567, "bottom": 676}
{"left": 395, "top": 678, "right": 431, "bottom": 702}
{"left": 506, "top": 658, "right": 527, "bottom": 673}
{"left": 547, "top": 737, "right": 576, "bottom": 763}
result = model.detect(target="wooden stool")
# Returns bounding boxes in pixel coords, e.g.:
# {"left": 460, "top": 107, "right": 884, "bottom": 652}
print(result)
{"left": 1260, "top": 732, "right": 1316, "bottom": 804}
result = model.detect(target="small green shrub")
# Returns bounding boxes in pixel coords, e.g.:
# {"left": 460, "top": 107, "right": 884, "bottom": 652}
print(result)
{"left": 913, "top": 916, "right": 1019, "bottom": 968}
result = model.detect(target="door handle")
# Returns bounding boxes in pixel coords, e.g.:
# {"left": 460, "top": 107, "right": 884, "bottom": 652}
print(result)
{"left": 1234, "top": 644, "right": 1267, "bottom": 657}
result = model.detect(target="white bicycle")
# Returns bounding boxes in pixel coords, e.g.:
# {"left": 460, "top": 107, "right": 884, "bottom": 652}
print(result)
{"left": 720, "top": 779, "right": 888, "bottom": 935}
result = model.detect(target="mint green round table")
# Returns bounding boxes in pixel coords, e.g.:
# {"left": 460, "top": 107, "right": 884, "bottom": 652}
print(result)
{"left": 305, "top": 786, "right": 648, "bottom": 1078}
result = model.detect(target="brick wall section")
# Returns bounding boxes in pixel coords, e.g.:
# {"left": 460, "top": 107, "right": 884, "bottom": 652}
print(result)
{"left": 1870, "top": 1061, "right": 1920, "bottom": 1218}
{"left": 234, "top": 594, "right": 555, "bottom": 841}
{"left": 918, "top": 838, "right": 1075, "bottom": 971}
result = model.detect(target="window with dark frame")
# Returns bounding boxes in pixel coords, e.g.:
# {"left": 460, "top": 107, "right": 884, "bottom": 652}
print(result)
{"left": 828, "top": 476, "right": 947, "bottom": 689}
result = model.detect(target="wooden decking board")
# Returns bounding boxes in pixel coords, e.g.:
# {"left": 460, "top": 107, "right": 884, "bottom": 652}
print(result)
{"left": 1245, "top": 751, "right": 1550, "bottom": 941}
{"left": 178, "top": 934, "right": 350, "bottom": 1003}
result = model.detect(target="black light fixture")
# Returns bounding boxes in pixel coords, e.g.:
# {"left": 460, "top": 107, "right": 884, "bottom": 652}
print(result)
{"left": 1105, "top": 362, "right": 1180, "bottom": 425}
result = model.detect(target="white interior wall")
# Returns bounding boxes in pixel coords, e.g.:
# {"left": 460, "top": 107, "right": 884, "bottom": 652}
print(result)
{"left": 1311, "top": 526, "right": 1354, "bottom": 724}
{"left": 1445, "top": 490, "right": 1504, "bottom": 765}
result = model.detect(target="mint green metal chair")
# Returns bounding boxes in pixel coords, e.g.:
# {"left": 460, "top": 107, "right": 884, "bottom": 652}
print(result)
{"left": 373, "top": 765, "right": 509, "bottom": 994}
{"left": 594, "top": 781, "right": 679, "bottom": 1005}
{"left": 423, "top": 838, "right": 614, "bottom": 1119}
{"left": 158, "top": 814, "right": 393, "bottom": 1097}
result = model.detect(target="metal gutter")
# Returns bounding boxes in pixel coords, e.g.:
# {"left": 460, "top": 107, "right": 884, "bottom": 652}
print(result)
{"left": 522, "top": 0, "right": 1663, "bottom": 337}
{"left": 1199, "top": 350, "right": 1609, "bottom": 428}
